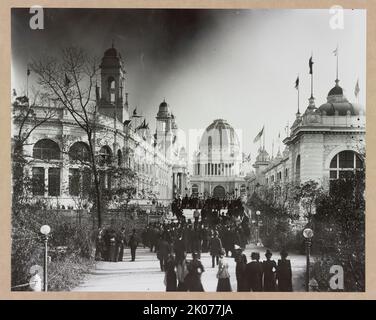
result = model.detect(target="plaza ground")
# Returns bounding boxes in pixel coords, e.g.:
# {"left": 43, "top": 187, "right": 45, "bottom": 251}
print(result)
{"left": 72, "top": 244, "right": 307, "bottom": 292}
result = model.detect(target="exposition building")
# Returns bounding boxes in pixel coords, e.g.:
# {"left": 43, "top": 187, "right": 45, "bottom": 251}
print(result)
{"left": 189, "top": 119, "right": 247, "bottom": 199}
{"left": 246, "top": 77, "right": 365, "bottom": 198}
{"left": 11, "top": 46, "right": 188, "bottom": 209}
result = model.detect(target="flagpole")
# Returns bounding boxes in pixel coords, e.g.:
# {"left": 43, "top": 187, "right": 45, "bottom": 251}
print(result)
{"left": 263, "top": 126, "right": 265, "bottom": 151}
{"left": 298, "top": 83, "right": 300, "bottom": 114}
{"left": 336, "top": 49, "right": 339, "bottom": 81}
{"left": 311, "top": 68, "right": 313, "bottom": 99}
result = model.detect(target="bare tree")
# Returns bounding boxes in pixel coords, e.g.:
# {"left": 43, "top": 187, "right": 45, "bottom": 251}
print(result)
{"left": 30, "top": 47, "right": 104, "bottom": 227}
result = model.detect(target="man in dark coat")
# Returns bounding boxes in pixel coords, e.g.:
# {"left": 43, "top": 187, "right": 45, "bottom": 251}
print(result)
{"left": 128, "top": 229, "right": 139, "bottom": 261}
{"left": 276, "top": 250, "right": 293, "bottom": 291}
{"left": 117, "top": 227, "right": 127, "bottom": 262}
{"left": 191, "top": 226, "right": 202, "bottom": 259}
{"left": 245, "top": 252, "right": 263, "bottom": 291}
{"left": 165, "top": 253, "right": 177, "bottom": 291}
{"left": 262, "top": 249, "right": 277, "bottom": 291}
{"left": 173, "top": 233, "right": 186, "bottom": 263}
{"left": 222, "top": 227, "right": 234, "bottom": 257}
{"left": 157, "top": 236, "right": 171, "bottom": 271}
{"left": 183, "top": 224, "right": 193, "bottom": 253}
{"left": 233, "top": 245, "right": 248, "bottom": 291}
{"left": 209, "top": 232, "right": 223, "bottom": 268}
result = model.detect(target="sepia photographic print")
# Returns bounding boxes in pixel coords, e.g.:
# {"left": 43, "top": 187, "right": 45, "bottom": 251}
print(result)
{"left": 9, "top": 5, "right": 366, "bottom": 294}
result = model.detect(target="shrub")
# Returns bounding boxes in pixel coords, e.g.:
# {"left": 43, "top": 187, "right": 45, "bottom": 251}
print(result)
{"left": 11, "top": 203, "right": 95, "bottom": 291}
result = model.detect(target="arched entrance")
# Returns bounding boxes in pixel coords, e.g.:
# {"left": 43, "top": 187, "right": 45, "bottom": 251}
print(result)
{"left": 212, "top": 185, "right": 226, "bottom": 199}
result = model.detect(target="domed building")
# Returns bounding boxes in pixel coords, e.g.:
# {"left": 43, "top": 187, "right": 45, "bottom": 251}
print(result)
{"left": 246, "top": 76, "right": 365, "bottom": 196}
{"left": 190, "top": 119, "right": 246, "bottom": 199}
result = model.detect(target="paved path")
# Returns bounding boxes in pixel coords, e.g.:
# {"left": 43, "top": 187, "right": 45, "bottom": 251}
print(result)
{"left": 73, "top": 245, "right": 306, "bottom": 292}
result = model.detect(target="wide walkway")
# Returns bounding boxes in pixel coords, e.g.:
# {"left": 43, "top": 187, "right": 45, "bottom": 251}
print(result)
{"left": 72, "top": 245, "right": 306, "bottom": 292}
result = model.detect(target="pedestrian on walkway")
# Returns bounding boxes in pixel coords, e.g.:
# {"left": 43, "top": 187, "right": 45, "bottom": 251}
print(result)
{"left": 164, "top": 253, "right": 177, "bottom": 291}
{"left": 176, "top": 252, "right": 189, "bottom": 291}
{"left": 128, "top": 229, "right": 139, "bottom": 262}
{"left": 173, "top": 233, "right": 186, "bottom": 263}
{"left": 234, "top": 244, "right": 248, "bottom": 291}
{"left": 245, "top": 252, "right": 263, "bottom": 291}
{"left": 157, "top": 236, "right": 171, "bottom": 271}
{"left": 262, "top": 249, "right": 277, "bottom": 291}
{"left": 107, "top": 228, "right": 119, "bottom": 262}
{"left": 210, "top": 231, "right": 223, "bottom": 268}
{"left": 193, "top": 206, "right": 200, "bottom": 224}
{"left": 276, "top": 250, "right": 293, "bottom": 291}
{"left": 117, "top": 227, "right": 127, "bottom": 262}
{"left": 186, "top": 252, "right": 205, "bottom": 292}
{"left": 216, "top": 250, "right": 232, "bottom": 292}
{"left": 94, "top": 227, "right": 105, "bottom": 261}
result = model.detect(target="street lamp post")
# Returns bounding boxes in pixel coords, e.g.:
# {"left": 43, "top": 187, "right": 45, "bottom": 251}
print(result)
{"left": 40, "top": 225, "right": 51, "bottom": 292}
{"left": 256, "top": 210, "right": 261, "bottom": 246}
{"left": 303, "top": 228, "right": 314, "bottom": 292}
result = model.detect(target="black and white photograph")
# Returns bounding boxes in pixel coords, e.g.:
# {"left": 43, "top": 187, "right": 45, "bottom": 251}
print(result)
{"left": 10, "top": 7, "right": 366, "bottom": 293}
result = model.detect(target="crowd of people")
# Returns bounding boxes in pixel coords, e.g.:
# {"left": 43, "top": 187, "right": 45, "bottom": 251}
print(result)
{"left": 141, "top": 219, "right": 293, "bottom": 292}
{"left": 93, "top": 195, "right": 294, "bottom": 291}
{"left": 94, "top": 227, "right": 139, "bottom": 262}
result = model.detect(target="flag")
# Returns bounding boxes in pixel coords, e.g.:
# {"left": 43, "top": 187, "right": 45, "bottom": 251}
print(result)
{"left": 309, "top": 56, "right": 314, "bottom": 75}
{"left": 64, "top": 73, "right": 71, "bottom": 86}
{"left": 295, "top": 76, "right": 299, "bottom": 90}
{"left": 253, "top": 126, "right": 264, "bottom": 143}
{"left": 355, "top": 79, "right": 360, "bottom": 98}
{"left": 333, "top": 46, "right": 338, "bottom": 56}
{"left": 27, "top": 68, "right": 31, "bottom": 76}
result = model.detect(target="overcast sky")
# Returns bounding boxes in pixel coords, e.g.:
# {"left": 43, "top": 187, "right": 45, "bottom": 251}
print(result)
{"left": 11, "top": 8, "right": 366, "bottom": 162}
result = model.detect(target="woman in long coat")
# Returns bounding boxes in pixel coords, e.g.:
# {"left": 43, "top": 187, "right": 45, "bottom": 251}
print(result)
{"left": 245, "top": 252, "right": 263, "bottom": 291}
{"left": 165, "top": 254, "right": 177, "bottom": 291}
{"left": 186, "top": 252, "right": 205, "bottom": 291}
{"left": 276, "top": 250, "right": 293, "bottom": 291}
{"left": 262, "top": 249, "right": 277, "bottom": 291}
{"left": 216, "top": 250, "right": 232, "bottom": 292}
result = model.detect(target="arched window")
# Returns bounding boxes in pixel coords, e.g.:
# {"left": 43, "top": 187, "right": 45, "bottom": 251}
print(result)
{"left": 295, "top": 155, "right": 301, "bottom": 183}
{"left": 117, "top": 149, "right": 123, "bottom": 166}
{"left": 69, "top": 142, "right": 90, "bottom": 162}
{"left": 191, "top": 184, "right": 199, "bottom": 197}
{"left": 33, "top": 139, "right": 60, "bottom": 160}
{"left": 98, "top": 146, "right": 112, "bottom": 166}
{"left": 329, "top": 150, "right": 364, "bottom": 180}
